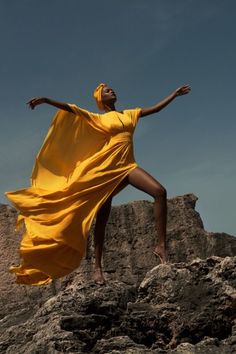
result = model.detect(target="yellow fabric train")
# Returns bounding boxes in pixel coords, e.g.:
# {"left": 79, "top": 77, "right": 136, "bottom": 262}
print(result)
{"left": 5, "top": 104, "right": 142, "bottom": 285}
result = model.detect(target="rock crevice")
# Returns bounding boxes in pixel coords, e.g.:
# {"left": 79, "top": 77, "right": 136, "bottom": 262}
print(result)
{"left": 0, "top": 194, "right": 235, "bottom": 353}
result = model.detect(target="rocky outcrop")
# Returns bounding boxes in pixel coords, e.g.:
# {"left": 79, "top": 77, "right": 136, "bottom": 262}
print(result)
{"left": 0, "top": 194, "right": 235, "bottom": 353}
{"left": 0, "top": 257, "right": 236, "bottom": 353}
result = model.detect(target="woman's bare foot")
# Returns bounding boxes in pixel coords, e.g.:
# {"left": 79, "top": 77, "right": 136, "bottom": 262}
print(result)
{"left": 153, "top": 244, "right": 167, "bottom": 263}
{"left": 93, "top": 266, "right": 106, "bottom": 285}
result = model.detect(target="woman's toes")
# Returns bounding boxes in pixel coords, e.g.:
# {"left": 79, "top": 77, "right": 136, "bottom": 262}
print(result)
{"left": 93, "top": 267, "right": 106, "bottom": 285}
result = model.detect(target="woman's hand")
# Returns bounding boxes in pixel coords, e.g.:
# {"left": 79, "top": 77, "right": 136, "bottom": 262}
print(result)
{"left": 26, "top": 97, "right": 73, "bottom": 113}
{"left": 140, "top": 84, "right": 191, "bottom": 117}
{"left": 174, "top": 84, "right": 191, "bottom": 97}
{"left": 27, "top": 97, "right": 47, "bottom": 110}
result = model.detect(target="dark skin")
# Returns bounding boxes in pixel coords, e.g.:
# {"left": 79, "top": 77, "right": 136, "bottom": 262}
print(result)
{"left": 93, "top": 84, "right": 191, "bottom": 284}
{"left": 27, "top": 83, "right": 191, "bottom": 285}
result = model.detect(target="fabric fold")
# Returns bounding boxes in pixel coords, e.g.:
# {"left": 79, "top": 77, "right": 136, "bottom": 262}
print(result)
{"left": 5, "top": 104, "right": 142, "bottom": 285}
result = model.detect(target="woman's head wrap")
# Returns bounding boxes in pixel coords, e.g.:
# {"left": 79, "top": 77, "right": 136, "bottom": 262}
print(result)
{"left": 93, "top": 83, "right": 106, "bottom": 111}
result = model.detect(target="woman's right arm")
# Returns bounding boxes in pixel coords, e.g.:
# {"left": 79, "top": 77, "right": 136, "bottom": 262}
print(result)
{"left": 27, "top": 97, "right": 73, "bottom": 113}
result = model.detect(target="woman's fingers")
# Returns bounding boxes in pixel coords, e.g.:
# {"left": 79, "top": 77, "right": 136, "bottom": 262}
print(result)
{"left": 27, "top": 98, "right": 37, "bottom": 104}
{"left": 182, "top": 85, "right": 191, "bottom": 91}
{"left": 175, "top": 84, "right": 191, "bottom": 97}
{"left": 27, "top": 100, "right": 35, "bottom": 109}
{"left": 184, "top": 85, "right": 191, "bottom": 94}
{"left": 27, "top": 97, "right": 40, "bottom": 109}
{"left": 27, "top": 101, "right": 34, "bottom": 109}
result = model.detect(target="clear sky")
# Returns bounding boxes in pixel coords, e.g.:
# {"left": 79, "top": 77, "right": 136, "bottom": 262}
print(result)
{"left": 0, "top": 0, "right": 235, "bottom": 235}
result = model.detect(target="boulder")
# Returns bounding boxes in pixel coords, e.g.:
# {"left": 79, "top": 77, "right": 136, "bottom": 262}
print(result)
{"left": 0, "top": 194, "right": 235, "bottom": 353}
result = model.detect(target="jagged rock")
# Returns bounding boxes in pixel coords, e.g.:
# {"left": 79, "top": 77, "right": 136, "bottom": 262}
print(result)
{"left": 126, "top": 256, "right": 236, "bottom": 352}
{"left": 0, "top": 204, "right": 56, "bottom": 332}
{"left": 0, "top": 257, "right": 235, "bottom": 353}
{"left": 61, "top": 193, "right": 236, "bottom": 289}
{"left": 0, "top": 194, "right": 236, "bottom": 353}
{"left": 93, "top": 336, "right": 148, "bottom": 353}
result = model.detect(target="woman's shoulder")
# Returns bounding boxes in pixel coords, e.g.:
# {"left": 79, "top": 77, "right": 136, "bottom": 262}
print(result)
{"left": 68, "top": 103, "right": 102, "bottom": 118}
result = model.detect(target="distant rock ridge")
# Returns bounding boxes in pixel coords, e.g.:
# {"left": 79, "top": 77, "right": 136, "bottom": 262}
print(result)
{"left": 0, "top": 193, "right": 235, "bottom": 353}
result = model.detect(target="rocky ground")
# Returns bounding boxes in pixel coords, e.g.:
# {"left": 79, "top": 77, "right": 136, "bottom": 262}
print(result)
{"left": 0, "top": 193, "right": 235, "bottom": 353}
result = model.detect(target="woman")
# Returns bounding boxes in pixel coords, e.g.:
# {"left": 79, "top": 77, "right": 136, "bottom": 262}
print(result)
{"left": 6, "top": 83, "right": 191, "bottom": 286}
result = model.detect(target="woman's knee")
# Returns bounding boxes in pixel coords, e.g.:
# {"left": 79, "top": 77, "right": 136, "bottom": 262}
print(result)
{"left": 153, "top": 185, "right": 167, "bottom": 199}
{"left": 127, "top": 167, "right": 167, "bottom": 200}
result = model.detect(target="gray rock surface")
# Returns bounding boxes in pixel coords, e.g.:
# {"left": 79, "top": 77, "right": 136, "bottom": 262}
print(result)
{"left": 0, "top": 193, "right": 235, "bottom": 353}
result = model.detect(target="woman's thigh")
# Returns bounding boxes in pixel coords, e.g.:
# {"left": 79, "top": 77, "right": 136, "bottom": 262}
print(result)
{"left": 96, "top": 166, "right": 166, "bottom": 225}
{"left": 96, "top": 177, "right": 128, "bottom": 219}
{"left": 110, "top": 176, "right": 129, "bottom": 198}
{"left": 127, "top": 167, "right": 166, "bottom": 199}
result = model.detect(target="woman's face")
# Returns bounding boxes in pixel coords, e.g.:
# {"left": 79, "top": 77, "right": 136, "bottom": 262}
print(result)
{"left": 101, "top": 85, "right": 117, "bottom": 106}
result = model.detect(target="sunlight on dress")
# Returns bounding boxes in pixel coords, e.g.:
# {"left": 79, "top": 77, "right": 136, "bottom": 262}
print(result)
{"left": 5, "top": 104, "right": 141, "bottom": 285}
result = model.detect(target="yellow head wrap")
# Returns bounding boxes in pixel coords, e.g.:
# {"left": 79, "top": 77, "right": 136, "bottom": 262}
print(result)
{"left": 93, "top": 83, "right": 106, "bottom": 111}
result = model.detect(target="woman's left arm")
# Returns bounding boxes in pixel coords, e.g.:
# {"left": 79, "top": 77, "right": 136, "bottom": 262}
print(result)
{"left": 140, "top": 84, "right": 191, "bottom": 117}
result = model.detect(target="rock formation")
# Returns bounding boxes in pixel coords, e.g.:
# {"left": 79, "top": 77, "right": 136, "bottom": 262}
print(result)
{"left": 0, "top": 194, "right": 235, "bottom": 353}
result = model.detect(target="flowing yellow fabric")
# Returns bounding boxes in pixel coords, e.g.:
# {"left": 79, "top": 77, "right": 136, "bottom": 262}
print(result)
{"left": 5, "top": 104, "right": 142, "bottom": 286}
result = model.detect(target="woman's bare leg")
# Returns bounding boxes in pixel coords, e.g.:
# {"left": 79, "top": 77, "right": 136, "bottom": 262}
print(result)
{"left": 93, "top": 177, "right": 129, "bottom": 284}
{"left": 93, "top": 196, "right": 112, "bottom": 284}
{"left": 127, "top": 167, "right": 167, "bottom": 262}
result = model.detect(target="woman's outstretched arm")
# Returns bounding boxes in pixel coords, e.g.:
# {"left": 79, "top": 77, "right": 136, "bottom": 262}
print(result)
{"left": 27, "top": 97, "right": 73, "bottom": 113}
{"left": 140, "top": 84, "right": 191, "bottom": 117}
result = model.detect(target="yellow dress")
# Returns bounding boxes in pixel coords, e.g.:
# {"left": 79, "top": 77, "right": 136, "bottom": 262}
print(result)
{"left": 5, "top": 104, "right": 142, "bottom": 285}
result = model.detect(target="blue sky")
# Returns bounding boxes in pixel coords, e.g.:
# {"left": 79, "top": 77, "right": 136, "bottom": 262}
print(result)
{"left": 0, "top": 0, "right": 235, "bottom": 235}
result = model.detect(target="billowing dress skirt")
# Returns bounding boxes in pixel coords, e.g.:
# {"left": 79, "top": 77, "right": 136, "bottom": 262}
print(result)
{"left": 5, "top": 104, "right": 142, "bottom": 285}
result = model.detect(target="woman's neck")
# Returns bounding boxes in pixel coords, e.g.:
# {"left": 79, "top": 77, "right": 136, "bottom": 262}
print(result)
{"left": 104, "top": 103, "right": 116, "bottom": 112}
